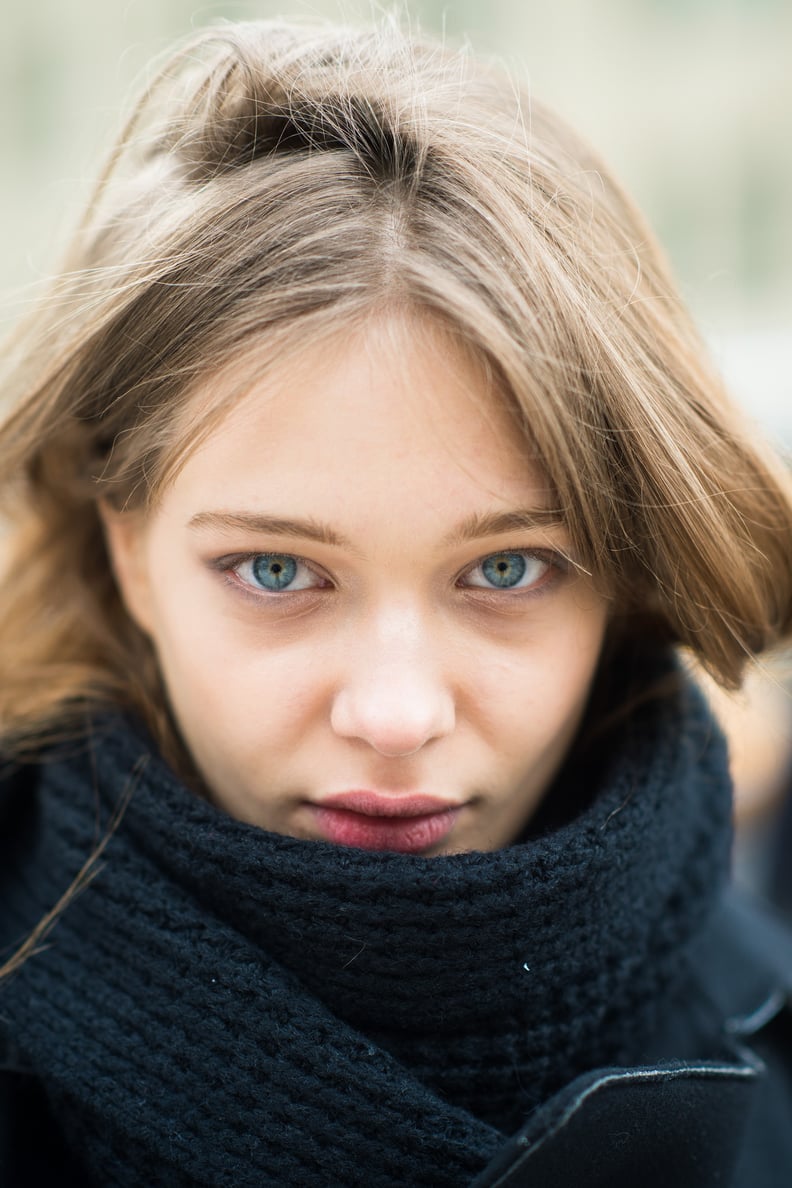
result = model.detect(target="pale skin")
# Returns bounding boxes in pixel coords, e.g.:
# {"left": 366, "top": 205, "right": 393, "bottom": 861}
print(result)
{"left": 102, "top": 316, "right": 609, "bottom": 854}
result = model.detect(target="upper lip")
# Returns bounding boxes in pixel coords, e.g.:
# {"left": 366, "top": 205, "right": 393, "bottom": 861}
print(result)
{"left": 313, "top": 791, "right": 463, "bottom": 818}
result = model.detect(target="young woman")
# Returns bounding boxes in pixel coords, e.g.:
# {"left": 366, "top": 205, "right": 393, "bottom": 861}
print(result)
{"left": 1, "top": 18, "right": 791, "bottom": 1188}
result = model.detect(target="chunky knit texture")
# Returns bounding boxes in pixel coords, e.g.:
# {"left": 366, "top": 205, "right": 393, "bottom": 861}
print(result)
{"left": 0, "top": 660, "right": 732, "bottom": 1187}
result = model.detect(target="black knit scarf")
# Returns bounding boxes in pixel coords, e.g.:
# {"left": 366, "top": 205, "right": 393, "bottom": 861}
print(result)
{"left": 0, "top": 658, "right": 732, "bottom": 1187}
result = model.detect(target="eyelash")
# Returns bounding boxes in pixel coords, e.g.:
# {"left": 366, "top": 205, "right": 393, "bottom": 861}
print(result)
{"left": 210, "top": 548, "right": 568, "bottom": 603}
{"left": 462, "top": 550, "right": 565, "bottom": 595}
{"left": 211, "top": 553, "right": 330, "bottom": 603}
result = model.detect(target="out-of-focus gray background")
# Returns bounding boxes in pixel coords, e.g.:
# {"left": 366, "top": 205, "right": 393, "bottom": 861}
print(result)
{"left": 1, "top": 0, "right": 790, "bottom": 436}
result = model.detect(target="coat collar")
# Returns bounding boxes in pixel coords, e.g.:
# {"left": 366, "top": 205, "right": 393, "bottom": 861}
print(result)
{"left": 472, "top": 1056, "right": 761, "bottom": 1188}
{"left": 473, "top": 890, "right": 792, "bottom": 1188}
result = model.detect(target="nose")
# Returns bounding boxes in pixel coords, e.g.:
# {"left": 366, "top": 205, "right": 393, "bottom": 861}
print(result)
{"left": 330, "top": 609, "right": 456, "bottom": 758}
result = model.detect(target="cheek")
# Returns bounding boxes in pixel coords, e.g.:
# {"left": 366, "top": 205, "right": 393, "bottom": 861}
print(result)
{"left": 468, "top": 608, "right": 605, "bottom": 748}
{"left": 146, "top": 583, "right": 326, "bottom": 752}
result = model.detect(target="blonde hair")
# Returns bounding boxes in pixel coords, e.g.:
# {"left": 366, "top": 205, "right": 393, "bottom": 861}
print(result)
{"left": 2, "top": 16, "right": 792, "bottom": 764}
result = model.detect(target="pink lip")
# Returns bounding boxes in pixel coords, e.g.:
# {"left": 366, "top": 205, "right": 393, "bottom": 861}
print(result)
{"left": 308, "top": 791, "right": 463, "bottom": 853}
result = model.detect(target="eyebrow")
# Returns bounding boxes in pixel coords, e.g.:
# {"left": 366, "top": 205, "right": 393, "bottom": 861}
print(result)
{"left": 443, "top": 507, "right": 567, "bottom": 546}
{"left": 188, "top": 511, "right": 355, "bottom": 549}
{"left": 188, "top": 507, "right": 566, "bottom": 550}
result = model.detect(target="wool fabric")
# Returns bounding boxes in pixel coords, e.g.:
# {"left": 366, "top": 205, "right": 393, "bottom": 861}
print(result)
{"left": 0, "top": 659, "right": 732, "bottom": 1187}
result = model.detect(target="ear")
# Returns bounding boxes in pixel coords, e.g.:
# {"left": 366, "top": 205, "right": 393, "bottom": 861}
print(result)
{"left": 98, "top": 501, "right": 154, "bottom": 635}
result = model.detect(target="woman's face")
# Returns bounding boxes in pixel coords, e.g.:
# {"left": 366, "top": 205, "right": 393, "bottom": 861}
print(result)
{"left": 105, "top": 318, "right": 609, "bottom": 854}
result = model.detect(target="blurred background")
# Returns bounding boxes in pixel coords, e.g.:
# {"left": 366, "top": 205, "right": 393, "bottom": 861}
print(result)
{"left": 2, "top": 0, "right": 790, "bottom": 434}
{"left": 1, "top": 0, "right": 791, "bottom": 902}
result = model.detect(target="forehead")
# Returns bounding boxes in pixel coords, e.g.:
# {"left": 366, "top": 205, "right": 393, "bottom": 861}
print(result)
{"left": 166, "top": 316, "right": 553, "bottom": 522}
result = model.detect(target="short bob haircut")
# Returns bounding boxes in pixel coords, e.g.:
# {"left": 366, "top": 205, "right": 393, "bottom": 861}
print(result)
{"left": 2, "top": 17, "right": 792, "bottom": 765}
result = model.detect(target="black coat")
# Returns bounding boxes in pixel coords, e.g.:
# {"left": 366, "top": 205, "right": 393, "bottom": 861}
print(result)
{"left": 474, "top": 890, "right": 792, "bottom": 1187}
{"left": 2, "top": 889, "right": 791, "bottom": 1187}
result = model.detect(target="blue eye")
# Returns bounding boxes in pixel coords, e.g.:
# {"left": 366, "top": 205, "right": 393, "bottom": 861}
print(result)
{"left": 464, "top": 551, "right": 551, "bottom": 590}
{"left": 235, "top": 553, "right": 321, "bottom": 593}
{"left": 252, "top": 555, "right": 296, "bottom": 590}
{"left": 482, "top": 553, "right": 526, "bottom": 588}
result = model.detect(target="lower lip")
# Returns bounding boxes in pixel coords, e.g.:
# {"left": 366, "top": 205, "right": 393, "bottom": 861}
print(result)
{"left": 309, "top": 806, "right": 461, "bottom": 853}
